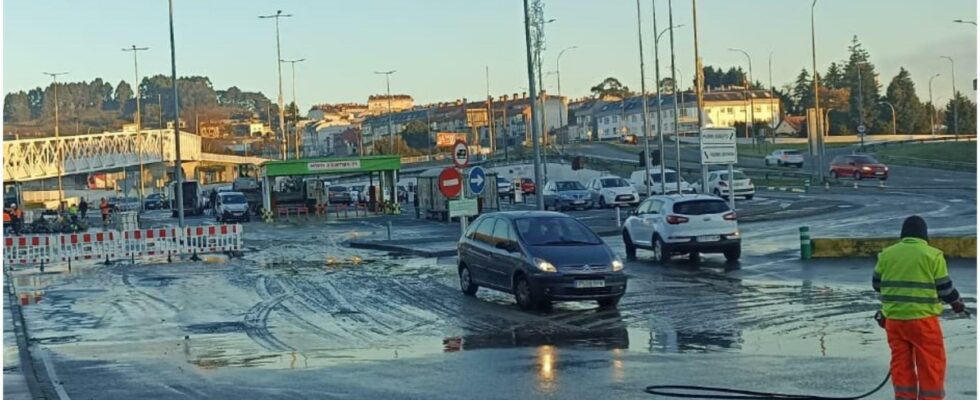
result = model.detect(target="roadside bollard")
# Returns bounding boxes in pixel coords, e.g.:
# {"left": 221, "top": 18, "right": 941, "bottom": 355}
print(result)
{"left": 853, "top": 181, "right": 859, "bottom": 190}
{"left": 800, "top": 226, "right": 811, "bottom": 260}
{"left": 824, "top": 181, "right": 830, "bottom": 191}
{"left": 616, "top": 206, "right": 621, "bottom": 227}
{"left": 387, "top": 220, "right": 392, "bottom": 241}
{"left": 804, "top": 178, "right": 811, "bottom": 193}
{"left": 878, "top": 180, "right": 886, "bottom": 191}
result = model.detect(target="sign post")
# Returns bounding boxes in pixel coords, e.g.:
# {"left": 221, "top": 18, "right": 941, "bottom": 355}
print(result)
{"left": 699, "top": 127, "right": 739, "bottom": 211}
{"left": 448, "top": 139, "right": 473, "bottom": 234}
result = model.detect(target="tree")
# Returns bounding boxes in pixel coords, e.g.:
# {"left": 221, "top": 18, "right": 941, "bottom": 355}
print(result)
{"left": 824, "top": 62, "right": 845, "bottom": 89}
{"left": 883, "top": 68, "right": 928, "bottom": 134}
{"left": 590, "top": 77, "right": 633, "bottom": 99}
{"left": 791, "top": 69, "right": 813, "bottom": 114}
{"left": 400, "top": 120, "right": 431, "bottom": 150}
{"left": 114, "top": 80, "right": 133, "bottom": 117}
{"left": 843, "top": 36, "right": 882, "bottom": 133}
{"left": 3, "top": 91, "right": 31, "bottom": 122}
{"left": 945, "top": 92, "right": 977, "bottom": 135}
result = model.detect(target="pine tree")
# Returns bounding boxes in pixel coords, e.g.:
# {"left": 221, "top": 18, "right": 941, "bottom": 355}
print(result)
{"left": 791, "top": 68, "right": 813, "bottom": 114}
{"left": 824, "top": 62, "right": 845, "bottom": 89}
{"left": 945, "top": 92, "right": 977, "bottom": 135}
{"left": 883, "top": 68, "right": 927, "bottom": 134}
{"left": 843, "top": 36, "right": 881, "bottom": 133}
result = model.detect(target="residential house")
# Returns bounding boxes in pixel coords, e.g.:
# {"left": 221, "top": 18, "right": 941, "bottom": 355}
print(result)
{"left": 702, "top": 88, "right": 780, "bottom": 129}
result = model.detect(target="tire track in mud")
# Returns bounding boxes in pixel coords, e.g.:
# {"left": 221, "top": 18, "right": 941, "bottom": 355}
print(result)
{"left": 115, "top": 266, "right": 182, "bottom": 314}
{"left": 243, "top": 292, "right": 293, "bottom": 352}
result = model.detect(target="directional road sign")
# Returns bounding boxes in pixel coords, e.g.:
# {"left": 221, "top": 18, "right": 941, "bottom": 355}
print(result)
{"left": 449, "top": 198, "right": 478, "bottom": 218}
{"left": 452, "top": 139, "right": 469, "bottom": 168}
{"left": 699, "top": 127, "right": 738, "bottom": 165}
{"left": 438, "top": 167, "right": 462, "bottom": 198}
{"left": 467, "top": 166, "right": 486, "bottom": 195}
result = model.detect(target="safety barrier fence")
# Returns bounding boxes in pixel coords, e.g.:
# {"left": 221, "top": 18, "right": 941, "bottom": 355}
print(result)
{"left": 3, "top": 224, "right": 243, "bottom": 268}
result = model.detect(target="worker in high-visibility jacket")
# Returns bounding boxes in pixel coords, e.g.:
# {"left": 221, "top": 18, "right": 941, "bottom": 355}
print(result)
{"left": 873, "top": 215, "right": 965, "bottom": 400}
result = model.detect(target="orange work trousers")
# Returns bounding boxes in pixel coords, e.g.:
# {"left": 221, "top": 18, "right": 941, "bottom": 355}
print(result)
{"left": 885, "top": 316, "right": 946, "bottom": 400}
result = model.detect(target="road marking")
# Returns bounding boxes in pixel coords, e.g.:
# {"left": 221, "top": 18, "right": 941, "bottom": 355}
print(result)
{"left": 38, "top": 346, "right": 71, "bottom": 400}
{"left": 949, "top": 199, "right": 965, "bottom": 203}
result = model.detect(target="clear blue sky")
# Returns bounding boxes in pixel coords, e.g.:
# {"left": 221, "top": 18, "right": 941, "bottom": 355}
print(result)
{"left": 3, "top": 0, "right": 976, "bottom": 111}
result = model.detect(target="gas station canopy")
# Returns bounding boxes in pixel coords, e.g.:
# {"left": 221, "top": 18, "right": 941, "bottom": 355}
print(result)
{"left": 260, "top": 155, "right": 401, "bottom": 178}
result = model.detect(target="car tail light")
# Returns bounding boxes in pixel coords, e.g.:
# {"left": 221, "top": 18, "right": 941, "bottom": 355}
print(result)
{"left": 723, "top": 212, "right": 737, "bottom": 221}
{"left": 666, "top": 215, "right": 689, "bottom": 224}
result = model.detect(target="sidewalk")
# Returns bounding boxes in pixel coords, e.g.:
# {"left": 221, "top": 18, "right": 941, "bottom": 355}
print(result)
{"left": 3, "top": 277, "right": 33, "bottom": 400}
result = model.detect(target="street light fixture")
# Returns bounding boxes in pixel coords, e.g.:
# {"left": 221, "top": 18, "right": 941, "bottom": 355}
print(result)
{"left": 259, "top": 10, "right": 293, "bottom": 160}
{"left": 877, "top": 101, "right": 896, "bottom": 134}
{"left": 555, "top": 45, "right": 577, "bottom": 138}
{"left": 169, "top": 0, "right": 186, "bottom": 227}
{"left": 374, "top": 70, "right": 396, "bottom": 154}
{"left": 281, "top": 58, "right": 305, "bottom": 159}
{"left": 728, "top": 48, "right": 754, "bottom": 140}
{"left": 928, "top": 73, "right": 940, "bottom": 135}
{"left": 940, "top": 56, "right": 957, "bottom": 138}
{"left": 953, "top": 19, "right": 977, "bottom": 26}
{"left": 43, "top": 71, "right": 68, "bottom": 205}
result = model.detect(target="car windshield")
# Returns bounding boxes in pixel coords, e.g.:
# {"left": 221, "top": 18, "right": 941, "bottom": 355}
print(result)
{"left": 719, "top": 172, "right": 749, "bottom": 180}
{"left": 222, "top": 194, "right": 247, "bottom": 204}
{"left": 600, "top": 178, "right": 629, "bottom": 188}
{"left": 651, "top": 172, "right": 679, "bottom": 183}
{"left": 147, "top": 194, "right": 162, "bottom": 199}
{"left": 515, "top": 217, "right": 602, "bottom": 246}
{"left": 853, "top": 155, "right": 879, "bottom": 164}
{"left": 784, "top": 150, "right": 801, "bottom": 155}
{"left": 673, "top": 199, "right": 730, "bottom": 215}
{"left": 555, "top": 181, "right": 585, "bottom": 191}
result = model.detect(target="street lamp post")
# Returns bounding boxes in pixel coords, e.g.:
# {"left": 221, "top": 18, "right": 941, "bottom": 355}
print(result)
{"left": 169, "top": 0, "right": 185, "bottom": 227}
{"left": 258, "top": 10, "right": 292, "bottom": 160}
{"left": 634, "top": 0, "right": 653, "bottom": 198}
{"left": 556, "top": 45, "right": 577, "bottom": 143}
{"left": 878, "top": 101, "right": 896, "bottom": 134}
{"left": 281, "top": 58, "right": 305, "bottom": 159}
{"left": 43, "top": 71, "right": 68, "bottom": 205}
{"left": 768, "top": 52, "right": 776, "bottom": 138}
{"left": 375, "top": 70, "right": 396, "bottom": 154}
{"left": 123, "top": 45, "right": 149, "bottom": 208}
{"left": 523, "top": 0, "right": 545, "bottom": 210}
{"left": 728, "top": 48, "right": 754, "bottom": 140}
{"left": 810, "top": 0, "right": 825, "bottom": 183}
{"left": 940, "top": 56, "right": 957, "bottom": 138}
{"left": 667, "top": 0, "right": 682, "bottom": 194}
{"left": 953, "top": 19, "right": 977, "bottom": 26}
{"left": 857, "top": 64, "right": 866, "bottom": 151}
{"left": 928, "top": 73, "right": 940, "bottom": 135}
{"left": 652, "top": 1, "right": 684, "bottom": 193}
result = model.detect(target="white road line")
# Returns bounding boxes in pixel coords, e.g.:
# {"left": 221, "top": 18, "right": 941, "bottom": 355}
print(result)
{"left": 38, "top": 346, "right": 71, "bottom": 400}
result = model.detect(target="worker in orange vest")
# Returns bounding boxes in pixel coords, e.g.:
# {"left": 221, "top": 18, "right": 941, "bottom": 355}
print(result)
{"left": 99, "top": 198, "right": 111, "bottom": 227}
{"left": 10, "top": 204, "right": 24, "bottom": 235}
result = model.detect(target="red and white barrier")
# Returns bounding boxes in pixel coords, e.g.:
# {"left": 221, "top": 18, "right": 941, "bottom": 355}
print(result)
{"left": 3, "top": 224, "right": 243, "bottom": 267}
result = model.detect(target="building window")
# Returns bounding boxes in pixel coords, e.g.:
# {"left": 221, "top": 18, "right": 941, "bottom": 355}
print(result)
{"left": 726, "top": 107, "right": 733, "bottom": 114}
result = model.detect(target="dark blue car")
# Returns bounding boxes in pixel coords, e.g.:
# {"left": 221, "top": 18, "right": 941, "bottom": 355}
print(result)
{"left": 457, "top": 211, "right": 627, "bottom": 310}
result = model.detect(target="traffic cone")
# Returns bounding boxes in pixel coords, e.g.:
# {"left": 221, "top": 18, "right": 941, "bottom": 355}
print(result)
{"left": 878, "top": 180, "right": 886, "bottom": 190}
{"left": 853, "top": 181, "right": 859, "bottom": 190}
{"left": 824, "top": 181, "right": 830, "bottom": 191}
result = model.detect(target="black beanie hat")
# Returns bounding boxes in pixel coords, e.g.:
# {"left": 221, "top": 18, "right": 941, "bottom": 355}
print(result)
{"left": 900, "top": 215, "right": 928, "bottom": 241}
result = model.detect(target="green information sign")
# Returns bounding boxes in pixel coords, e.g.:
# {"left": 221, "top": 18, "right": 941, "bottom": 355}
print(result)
{"left": 262, "top": 156, "right": 401, "bottom": 177}
{"left": 449, "top": 198, "right": 478, "bottom": 218}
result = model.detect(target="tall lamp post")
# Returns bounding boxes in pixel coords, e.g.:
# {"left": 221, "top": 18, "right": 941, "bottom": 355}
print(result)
{"left": 169, "top": 0, "right": 185, "bottom": 227}
{"left": 878, "top": 101, "right": 896, "bottom": 134}
{"left": 667, "top": 0, "right": 683, "bottom": 194}
{"left": 281, "top": 58, "right": 305, "bottom": 159}
{"left": 810, "top": 0, "right": 825, "bottom": 182}
{"left": 651, "top": 0, "right": 684, "bottom": 193}
{"left": 375, "top": 70, "right": 396, "bottom": 154}
{"left": 43, "top": 71, "right": 68, "bottom": 204}
{"left": 633, "top": 0, "right": 653, "bottom": 198}
{"left": 123, "top": 45, "right": 149, "bottom": 207}
{"left": 928, "top": 73, "right": 940, "bottom": 135}
{"left": 523, "top": 0, "right": 544, "bottom": 210}
{"left": 258, "top": 10, "right": 292, "bottom": 160}
{"left": 728, "top": 48, "right": 754, "bottom": 140}
{"left": 940, "top": 56, "right": 957, "bottom": 138}
{"left": 555, "top": 45, "right": 577, "bottom": 145}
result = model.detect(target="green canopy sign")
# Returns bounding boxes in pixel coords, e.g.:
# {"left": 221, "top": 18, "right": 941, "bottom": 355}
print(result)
{"left": 261, "top": 156, "right": 401, "bottom": 177}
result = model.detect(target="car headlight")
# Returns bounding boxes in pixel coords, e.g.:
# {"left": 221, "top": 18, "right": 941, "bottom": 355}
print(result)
{"left": 611, "top": 259, "right": 624, "bottom": 272}
{"left": 603, "top": 189, "right": 615, "bottom": 196}
{"left": 861, "top": 166, "right": 871, "bottom": 171}
{"left": 533, "top": 258, "right": 557, "bottom": 273}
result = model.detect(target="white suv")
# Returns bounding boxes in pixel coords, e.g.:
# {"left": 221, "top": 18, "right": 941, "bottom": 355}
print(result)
{"left": 586, "top": 176, "right": 639, "bottom": 208}
{"left": 622, "top": 194, "right": 740, "bottom": 263}
{"left": 764, "top": 149, "right": 805, "bottom": 168}
{"left": 629, "top": 168, "right": 696, "bottom": 196}
{"left": 705, "top": 169, "right": 755, "bottom": 200}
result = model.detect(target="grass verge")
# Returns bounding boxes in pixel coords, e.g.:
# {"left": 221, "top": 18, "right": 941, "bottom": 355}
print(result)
{"left": 873, "top": 142, "right": 976, "bottom": 171}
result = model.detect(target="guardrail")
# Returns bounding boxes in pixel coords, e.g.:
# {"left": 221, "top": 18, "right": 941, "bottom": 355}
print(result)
{"left": 862, "top": 135, "right": 977, "bottom": 153}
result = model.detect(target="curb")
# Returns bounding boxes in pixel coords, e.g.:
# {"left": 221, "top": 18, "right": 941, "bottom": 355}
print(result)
{"left": 763, "top": 187, "right": 806, "bottom": 193}
{"left": 811, "top": 237, "right": 977, "bottom": 259}
{"left": 4, "top": 271, "right": 47, "bottom": 399}
{"left": 348, "top": 240, "right": 457, "bottom": 258}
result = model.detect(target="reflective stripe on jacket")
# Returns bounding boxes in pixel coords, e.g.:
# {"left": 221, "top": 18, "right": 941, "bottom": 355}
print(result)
{"left": 873, "top": 238, "right": 960, "bottom": 320}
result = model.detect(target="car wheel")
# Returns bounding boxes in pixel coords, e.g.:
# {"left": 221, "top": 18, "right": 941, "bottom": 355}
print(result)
{"left": 745, "top": 194, "right": 754, "bottom": 200}
{"left": 689, "top": 251, "right": 701, "bottom": 263}
{"left": 724, "top": 245, "right": 741, "bottom": 263}
{"left": 514, "top": 275, "right": 538, "bottom": 310}
{"left": 597, "top": 296, "right": 621, "bottom": 308}
{"left": 653, "top": 235, "right": 671, "bottom": 264}
{"left": 623, "top": 230, "right": 637, "bottom": 261}
{"left": 830, "top": 170, "right": 838, "bottom": 179}
{"left": 459, "top": 265, "right": 479, "bottom": 296}
{"left": 853, "top": 171, "right": 862, "bottom": 181}
{"left": 764, "top": 159, "right": 770, "bottom": 166}
{"left": 777, "top": 160, "right": 783, "bottom": 167}
{"left": 713, "top": 189, "right": 724, "bottom": 199}
{"left": 598, "top": 195, "right": 607, "bottom": 209}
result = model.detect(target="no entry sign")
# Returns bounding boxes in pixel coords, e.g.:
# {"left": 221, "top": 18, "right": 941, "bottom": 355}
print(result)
{"left": 438, "top": 167, "right": 462, "bottom": 198}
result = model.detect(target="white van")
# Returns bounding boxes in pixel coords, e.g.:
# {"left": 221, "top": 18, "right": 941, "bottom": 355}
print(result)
{"left": 629, "top": 168, "right": 696, "bottom": 196}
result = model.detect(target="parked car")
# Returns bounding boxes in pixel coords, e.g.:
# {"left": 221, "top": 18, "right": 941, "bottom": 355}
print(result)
{"left": 586, "top": 176, "right": 639, "bottom": 208}
{"left": 705, "top": 169, "right": 755, "bottom": 200}
{"left": 143, "top": 193, "right": 166, "bottom": 210}
{"left": 457, "top": 211, "right": 627, "bottom": 310}
{"left": 214, "top": 191, "right": 250, "bottom": 222}
{"left": 621, "top": 134, "right": 638, "bottom": 145}
{"left": 622, "top": 194, "right": 740, "bottom": 263}
{"left": 764, "top": 149, "right": 805, "bottom": 168}
{"left": 520, "top": 178, "right": 536, "bottom": 195}
{"left": 111, "top": 196, "right": 141, "bottom": 212}
{"left": 829, "top": 154, "right": 889, "bottom": 180}
{"left": 497, "top": 176, "right": 514, "bottom": 199}
{"left": 327, "top": 185, "right": 354, "bottom": 205}
{"left": 542, "top": 180, "right": 592, "bottom": 211}
{"left": 629, "top": 168, "right": 696, "bottom": 196}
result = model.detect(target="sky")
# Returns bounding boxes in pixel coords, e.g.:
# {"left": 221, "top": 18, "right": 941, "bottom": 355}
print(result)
{"left": 2, "top": 0, "right": 977, "bottom": 113}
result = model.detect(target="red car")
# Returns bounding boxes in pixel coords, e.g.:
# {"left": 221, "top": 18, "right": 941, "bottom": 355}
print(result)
{"left": 829, "top": 154, "right": 889, "bottom": 180}
{"left": 520, "top": 178, "right": 536, "bottom": 195}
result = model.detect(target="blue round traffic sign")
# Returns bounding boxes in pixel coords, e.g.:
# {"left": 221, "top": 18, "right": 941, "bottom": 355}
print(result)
{"left": 467, "top": 166, "right": 486, "bottom": 195}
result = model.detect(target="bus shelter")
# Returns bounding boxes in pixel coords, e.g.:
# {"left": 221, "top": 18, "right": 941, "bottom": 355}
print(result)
{"left": 259, "top": 155, "right": 401, "bottom": 214}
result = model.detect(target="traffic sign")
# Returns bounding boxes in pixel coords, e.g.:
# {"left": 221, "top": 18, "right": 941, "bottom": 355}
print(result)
{"left": 701, "top": 129, "right": 736, "bottom": 145}
{"left": 467, "top": 166, "right": 486, "bottom": 195}
{"left": 449, "top": 198, "right": 478, "bottom": 218}
{"left": 699, "top": 127, "right": 738, "bottom": 165}
{"left": 452, "top": 139, "right": 469, "bottom": 168}
{"left": 857, "top": 124, "right": 867, "bottom": 135}
{"left": 438, "top": 167, "right": 462, "bottom": 198}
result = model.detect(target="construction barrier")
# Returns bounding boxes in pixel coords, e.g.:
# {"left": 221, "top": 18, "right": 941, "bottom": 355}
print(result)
{"left": 810, "top": 236, "right": 977, "bottom": 259}
{"left": 3, "top": 224, "right": 243, "bottom": 268}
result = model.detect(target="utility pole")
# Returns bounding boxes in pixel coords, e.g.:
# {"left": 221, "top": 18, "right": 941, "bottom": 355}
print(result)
{"left": 941, "top": 56, "right": 957, "bottom": 138}
{"left": 857, "top": 65, "right": 865, "bottom": 151}
{"left": 556, "top": 46, "right": 576, "bottom": 146}
{"left": 668, "top": 0, "right": 682, "bottom": 194}
{"left": 692, "top": 0, "right": 708, "bottom": 193}
{"left": 524, "top": 0, "right": 544, "bottom": 210}
{"left": 375, "top": 70, "right": 396, "bottom": 153}
{"left": 123, "top": 45, "right": 150, "bottom": 207}
{"left": 929, "top": 73, "right": 940, "bottom": 135}
{"left": 810, "top": 0, "right": 825, "bottom": 183}
{"left": 282, "top": 58, "right": 305, "bottom": 158}
{"left": 259, "top": 10, "right": 292, "bottom": 160}
{"left": 486, "top": 66, "right": 495, "bottom": 153}
{"left": 768, "top": 52, "right": 776, "bottom": 139}
{"left": 634, "top": 0, "right": 653, "bottom": 197}
{"left": 43, "top": 71, "right": 68, "bottom": 204}
{"left": 652, "top": 2, "right": 665, "bottom": 194}
{"left": 169, "top": 0, "right": 185, "bottom": 227}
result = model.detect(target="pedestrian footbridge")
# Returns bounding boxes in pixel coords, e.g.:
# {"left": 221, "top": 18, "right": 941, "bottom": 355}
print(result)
{"left": 4, "top": 129, "right": 268, "bottom": 182}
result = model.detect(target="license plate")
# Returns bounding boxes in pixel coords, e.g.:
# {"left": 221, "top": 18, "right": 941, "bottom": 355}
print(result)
{"left": 875, "top": 172, "right": 884, "bottom": 175}
{"left": 698, "top": 235, "right": 721, "bottom": 242}
{"left": 575, "top": 280, "right": 605, "bottom": 288}
{"left": 572, "top": 200, "right": 584, "bottom": 205}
